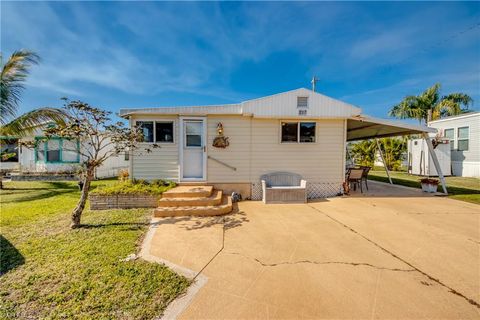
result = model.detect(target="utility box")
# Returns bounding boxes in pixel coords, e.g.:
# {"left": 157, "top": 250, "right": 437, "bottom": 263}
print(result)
{"left": 408, "top": 139, "right": 451, "bottom": 176}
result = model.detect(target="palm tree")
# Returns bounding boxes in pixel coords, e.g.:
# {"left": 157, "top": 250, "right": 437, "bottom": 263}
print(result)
{"left": 1, "top": 50, "right": 66, "bottom": 189}
{"left": 350, "top": 140, "right": 376, "bottom": 167}
{"left": 388, "top": 83, "right": 472, "bottom": 124}
{"left": 1, "top": 50, "right": 66, "bottom": 136}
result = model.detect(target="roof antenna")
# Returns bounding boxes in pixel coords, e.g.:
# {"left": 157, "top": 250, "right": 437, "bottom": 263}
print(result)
{"left": 311, "top": 76, "right": 319, "bottom": 92}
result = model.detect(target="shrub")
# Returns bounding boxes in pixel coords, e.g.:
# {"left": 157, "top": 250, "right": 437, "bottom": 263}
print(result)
{"left": 91, "top": 180, "right": 176, "bottom": 196}
{"left": 118, "top": 169, "right": 129, "bottom": 181}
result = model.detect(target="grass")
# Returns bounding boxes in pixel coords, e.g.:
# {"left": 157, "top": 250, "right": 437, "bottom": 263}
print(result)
{"left": 91, "top": 179, "right": 176, "bottom": 196}
{"left": 369, "top": 169, "right": 480, "bottom": 204}
{"left": 0, "top": 180, "right": 190, "bottom": 319}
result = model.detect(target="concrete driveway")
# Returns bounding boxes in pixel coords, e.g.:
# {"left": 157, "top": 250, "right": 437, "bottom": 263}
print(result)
{"left": 145, "top": 182, "right": 480, "bottom": 319}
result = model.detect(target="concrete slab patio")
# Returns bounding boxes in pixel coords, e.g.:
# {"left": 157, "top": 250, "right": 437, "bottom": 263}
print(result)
{"left": 146, "top": 182, "right": 480, "bottom": 319}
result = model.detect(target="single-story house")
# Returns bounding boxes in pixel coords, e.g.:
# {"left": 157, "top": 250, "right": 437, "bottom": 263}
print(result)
{"left": 428, "top": 112, "right": 479, "bottom": 177}
{"left": 0, "top": 127, "right": 129, "bottom": 179}
{"left": 120, "top": 88, "right": 438, "bottom": 199}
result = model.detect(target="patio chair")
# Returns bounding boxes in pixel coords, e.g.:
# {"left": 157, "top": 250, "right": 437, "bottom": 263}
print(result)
{"left": 360, "top": 166, "right": 371, "bottom": 191}
{"left": 346, "top": 168, "right": 364, "bottom": 193}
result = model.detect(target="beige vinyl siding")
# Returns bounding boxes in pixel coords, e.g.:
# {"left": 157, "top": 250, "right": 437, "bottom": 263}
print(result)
{"left": 206, "top": 116, "right": 345, "bottom": 184}
{"left": 250, "top": 119, "right": 344, "bottom": 183}
{"left": 131, "top": 116, "right": 179, "bottom": 181}
{"left": 130, "top": 114, "right": 345, "bottom": 184}
{"left": 207, "top": 116, "right": 251, "bottom": 182}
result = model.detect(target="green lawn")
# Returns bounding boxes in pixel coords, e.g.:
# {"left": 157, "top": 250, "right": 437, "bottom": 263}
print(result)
{"left": 0, "top": 180, "right": 190, "bottom": 319}
{"left": 369, "top": 169, "right": 480, "bottom": 204}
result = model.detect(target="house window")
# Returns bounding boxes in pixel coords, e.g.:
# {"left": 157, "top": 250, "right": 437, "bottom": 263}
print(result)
{"left": 46, "top": 139, "right": 61, "bottom": 162}
{"left": 297, "top": 97, "right": 308, "bottom": 108}
{"left": 281, "top": 122, "right": 299, "bottom": 142}
{"left": 36, "top": 141, "right": 46, "bottom": 162}
{"left": 444, "top": 128, "right": 454, "bottom": 150}
{"left": 185, "top": 121, "right": 202, "bottom": 147}
{"left": 62, "top": 139, "right": 79, "bottom": 162}
{"left": 136, "top": 121, "right": 174, "bottom": 143}
{"left": 457, "top": 127, "right": 469, "bottom": 151}
{"left": 281, "top": 122, "right": 316, "bottom": 143}
{"left": 0, "top": 138, "right": 19, "bottom": 162}
{"left": 136, "top": 121, "right": 154, "bottom": 142}
{"left": 35, "top": 138, "right": 80, "bottom": 163}
{"left": 300, "top": 122, "right": 316, "bottom": 142}
{"left": 155, "top": 122, "right": 174, "bottom": 143}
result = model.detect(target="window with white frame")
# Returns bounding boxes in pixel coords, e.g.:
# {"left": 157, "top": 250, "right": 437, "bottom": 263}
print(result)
{"left": 444, "top": 128, "right": 454, "bottom": 150}
{"left": 136, "top": 121, "right": 154, "bottom": 142}
{"left": 155, "top": 121, "right": 174, "bottom": 143}
{"left": 281, "top": 122, "right": 316, "bottom": 143}
{"left": 457, "top": 126, "right": 469, "bottom": 151}
{"left": 136, "top": 121, "right": 174, "bottom": 143}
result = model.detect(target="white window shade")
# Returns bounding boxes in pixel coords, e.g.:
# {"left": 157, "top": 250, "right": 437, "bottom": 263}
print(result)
{"left": 62, "top": 140, "right": 79, "bottom": 162}
{"left": 457, "top": 127, "right": 469, "bottom": 151}
{"left": 47, "top": 140, "right": 60, "bottom": 162}
{"left": 185, "top": 121, "right": 202, "bottom": 147}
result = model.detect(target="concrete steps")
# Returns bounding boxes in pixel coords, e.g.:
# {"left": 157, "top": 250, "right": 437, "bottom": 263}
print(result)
{"left": 154, "top": 186, "right": 232, "bottom": 217}
{"left": 158, "top": 190, "right": 223, "bottom": 207}
{"left": 162, "top": 185, "right": 213, "bottom": 198}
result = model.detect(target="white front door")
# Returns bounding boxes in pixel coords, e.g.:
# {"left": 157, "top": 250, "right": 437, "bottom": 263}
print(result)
{"left": 180, "top": 118, "right": 206, "bottom": 180}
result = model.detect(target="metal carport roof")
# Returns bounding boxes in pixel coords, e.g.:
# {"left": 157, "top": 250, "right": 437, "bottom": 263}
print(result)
{"left": 347, "top": 115, "right": 436, "bottom": 141}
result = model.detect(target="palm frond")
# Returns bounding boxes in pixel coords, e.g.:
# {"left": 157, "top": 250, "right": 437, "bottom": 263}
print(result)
{"left": 0, "top": 50, "right": 40, "bottom": 125}
{"left": 388, "top": 95, "right": 423, "bottom": 121}
{"left": 0, "top": 108, "right": 67, "bottom": 137}
{"left": 441, "top": 93, "right": 473, "bottom": 109}
{"left": 432, "top": 92, "right": 473, "bottom": 120}
{"left": 420, "top": 83, "right": 441, "bottom": 107}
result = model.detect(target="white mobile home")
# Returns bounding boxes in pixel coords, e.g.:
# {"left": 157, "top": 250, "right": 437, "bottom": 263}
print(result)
{"left": 120, "top": 88, "right": 437, "bottom": 199}
{"left": 428, "top": 112, "right": 480, "bottom": 177}
{"left": 0, "top": 128, "right": 129, "bottom": 179}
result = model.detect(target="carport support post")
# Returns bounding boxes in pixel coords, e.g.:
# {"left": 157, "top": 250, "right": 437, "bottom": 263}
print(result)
{"left": 422, "top": 133, "right": 448, "bottom": 195}
{"left": 375, "top": 139, "right": 393, "bottom": 184}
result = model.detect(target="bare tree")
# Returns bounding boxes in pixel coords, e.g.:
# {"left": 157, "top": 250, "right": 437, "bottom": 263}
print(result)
{"left": 40, "top": 99, "right": 157, "bottom": 228}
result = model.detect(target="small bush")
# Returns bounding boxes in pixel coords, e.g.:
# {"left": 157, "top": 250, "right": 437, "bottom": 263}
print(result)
{"left": 91, "top": 179, "right": 176, "bottom": 196}
{"left": 118, "top": 169, "right": 129, "bottom": 181}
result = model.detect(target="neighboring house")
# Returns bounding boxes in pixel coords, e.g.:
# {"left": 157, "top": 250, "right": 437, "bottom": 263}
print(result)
{"left": 0, "top": 128, "right": 129, "bottom": 179}
{"left": 407, "top": 138, "right": 451, "bottom": 176}
{"left": 428, "top": 112, "right": 480, "bottom": 177}
{"left": 120, "top": 88, "right": 436, "bottom": 199}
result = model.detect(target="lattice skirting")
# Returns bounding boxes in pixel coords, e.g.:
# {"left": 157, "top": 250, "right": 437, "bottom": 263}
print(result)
{"left": 250, "top": 182, "right": 343, "bottom": 201}
{"left": 306, "top": 182, "right": 343, "bottom": 199}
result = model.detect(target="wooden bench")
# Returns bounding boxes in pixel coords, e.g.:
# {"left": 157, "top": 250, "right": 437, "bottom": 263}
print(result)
{"left": 261, "top": 172, "right": 307, "bottom": 204}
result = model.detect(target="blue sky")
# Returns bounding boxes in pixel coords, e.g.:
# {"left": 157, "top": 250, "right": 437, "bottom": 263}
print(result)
{"left": 2, "top": 1, "right": 480, "bottom": 119}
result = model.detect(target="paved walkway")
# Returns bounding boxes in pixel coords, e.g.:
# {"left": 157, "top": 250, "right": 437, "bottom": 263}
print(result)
{"left": 146, "top": 182, "right": 480, "bottom": 319}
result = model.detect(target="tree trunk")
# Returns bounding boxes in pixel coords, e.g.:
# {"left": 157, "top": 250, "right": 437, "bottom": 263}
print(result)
{"left": 427, "top": 109, "right": 432, "bottom": 124}
{"left": 71, "top": 166, "right": 94, "bottom": 229}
